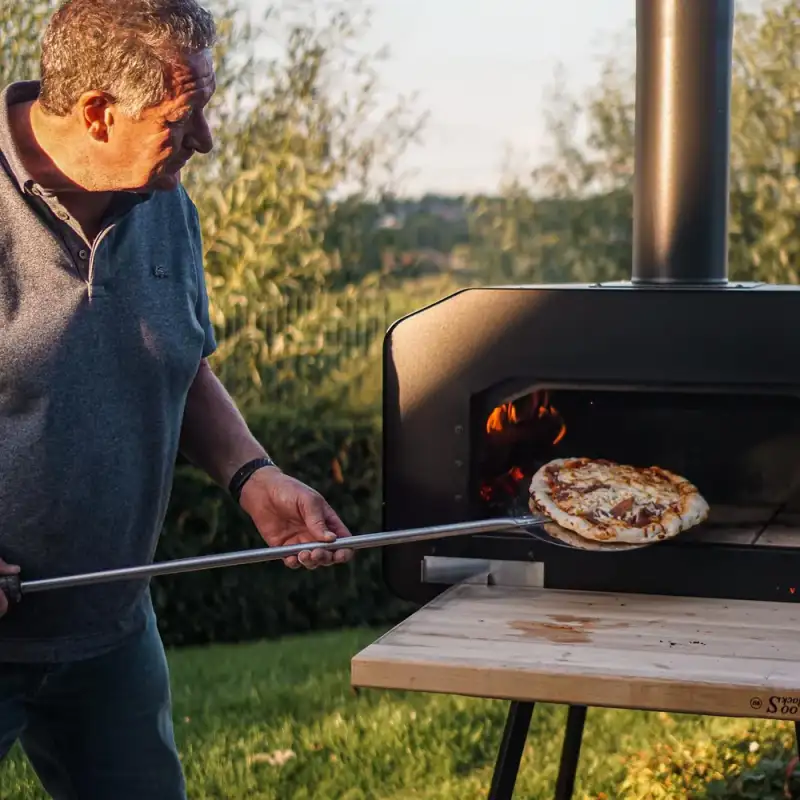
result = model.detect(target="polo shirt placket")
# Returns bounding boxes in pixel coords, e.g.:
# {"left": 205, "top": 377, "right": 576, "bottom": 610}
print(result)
{"left": 22, "top": 178, "right": 148, "bottom": 297}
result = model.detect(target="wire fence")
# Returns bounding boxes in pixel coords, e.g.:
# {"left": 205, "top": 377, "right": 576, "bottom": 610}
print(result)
{"left": 210, "top": 288, "right": 394, "bottom": 404}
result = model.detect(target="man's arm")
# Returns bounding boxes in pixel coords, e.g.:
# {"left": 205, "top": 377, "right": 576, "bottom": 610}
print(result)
{"left": 179, "top": 358, "right": 269, "bottom": 489}
{"left": 179, "top": 359, "right": 353, "bottom": 570}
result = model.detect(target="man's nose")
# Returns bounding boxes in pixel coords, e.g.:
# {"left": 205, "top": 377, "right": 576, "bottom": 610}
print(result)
{"left": 185, "top": 115, "right": 214, "bottom": 155}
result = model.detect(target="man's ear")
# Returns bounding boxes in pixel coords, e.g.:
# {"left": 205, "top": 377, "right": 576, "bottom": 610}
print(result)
{"left": 76, "top": 91, "right": 114, "bottom": 143}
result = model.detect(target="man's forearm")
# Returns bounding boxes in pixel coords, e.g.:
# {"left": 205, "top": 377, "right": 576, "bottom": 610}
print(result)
{"left": 179, "top": 359, "right": 271, "bottom": 489}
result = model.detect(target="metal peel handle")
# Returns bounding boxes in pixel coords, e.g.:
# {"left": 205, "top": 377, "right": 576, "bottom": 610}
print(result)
{"left": 2, "top": 515, "right": 544, "bottom": 600}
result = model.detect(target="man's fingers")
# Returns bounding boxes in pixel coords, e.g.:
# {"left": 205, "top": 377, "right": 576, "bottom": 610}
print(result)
{"left": 301, "top": 496, "right": 338, "bottom": 544}
{"left": 333, "top": 548, "right": 351, "bottom": 564}
{"left": 324, "top": 509, "right": 351, "bottom": 538}
{"left": 298, "top": 548, "right": 334, "bottom": 569}
{"left": 323, "top": 511, "right": 353, "bottom": 563}
{"left": 0, "top": 591, "right": 7, "bottom": 618}
{"left": 285, "top": 491, "right": 354, "bottom": 569}
{"left": 284, "top": 544, "right": 338, "bottom": 570}
{"left": 309, "top": 548, "right": 333, "bottom": 567}
{"left": 320, "top": 508, "right": 353, "bottom": 564}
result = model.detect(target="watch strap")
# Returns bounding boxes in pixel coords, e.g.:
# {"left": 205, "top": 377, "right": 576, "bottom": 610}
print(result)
{"left": 228, "top": 456, "right": 277, "bottom": 504}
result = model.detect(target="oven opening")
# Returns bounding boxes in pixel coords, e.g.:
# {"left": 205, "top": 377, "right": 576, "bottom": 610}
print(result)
{"left": 471, "top": 386, "right": 800, "bottom": 548}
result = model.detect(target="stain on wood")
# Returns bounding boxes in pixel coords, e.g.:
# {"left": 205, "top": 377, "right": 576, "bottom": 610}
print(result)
{"left": 510, "top": 620, "right": 591, "bottom": 643}
{"left": 509, "top": 615, "right": 629, "bottom": 643}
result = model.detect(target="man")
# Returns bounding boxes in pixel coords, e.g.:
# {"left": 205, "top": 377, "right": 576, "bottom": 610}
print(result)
{"left": 0, "top": 0, "right": 353, "bottom": 796}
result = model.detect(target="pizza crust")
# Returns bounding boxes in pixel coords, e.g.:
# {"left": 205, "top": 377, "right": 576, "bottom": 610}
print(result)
{"left": 529, "top": 457, "right": 710, "bottom": 544}
{"left": 530, "top": 506, "right": 650, "bottom": 551}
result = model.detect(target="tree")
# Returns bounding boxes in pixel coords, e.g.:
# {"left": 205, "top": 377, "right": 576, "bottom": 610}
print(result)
{"left": 469, "top": 0, "right": 799, "bottom": 286}
{"left": 728, "top": 0, "right": 800, "bottom": 282}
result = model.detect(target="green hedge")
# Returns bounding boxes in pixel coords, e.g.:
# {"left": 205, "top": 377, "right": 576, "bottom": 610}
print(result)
{"left": 151, "top": 402, "right": 414, "bottom": 647}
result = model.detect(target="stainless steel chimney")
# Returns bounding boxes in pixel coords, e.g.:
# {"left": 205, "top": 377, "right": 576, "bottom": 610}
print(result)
{"left": 632, "top": 0, "right": 734, "bottom": 285}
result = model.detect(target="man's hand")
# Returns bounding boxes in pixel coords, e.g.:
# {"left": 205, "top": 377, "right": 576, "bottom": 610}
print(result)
{"left": 239, "top": 468, "right": 354, "bottom": 570}
{"left": 178, "top": 360, "right": 353, "bottom": 570}
{"left": 0, "top": 559, "right": 20, "bottom": 619}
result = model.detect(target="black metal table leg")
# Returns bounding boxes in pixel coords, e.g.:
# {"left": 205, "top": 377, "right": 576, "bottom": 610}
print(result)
{"left": 554, "top": 705, "right": 588, "bottom": 800}
{"left": 488, "top": 701, "right": 535, "bottom": 800}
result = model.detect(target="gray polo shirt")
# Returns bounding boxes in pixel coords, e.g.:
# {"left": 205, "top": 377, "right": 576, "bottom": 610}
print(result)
{"left": 0, "top": 81, "right": 217, "bottom": 662}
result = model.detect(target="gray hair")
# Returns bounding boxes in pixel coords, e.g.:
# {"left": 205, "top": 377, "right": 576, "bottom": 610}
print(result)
{"left": 39, "top": 0, "right": 217, "bottom": 118}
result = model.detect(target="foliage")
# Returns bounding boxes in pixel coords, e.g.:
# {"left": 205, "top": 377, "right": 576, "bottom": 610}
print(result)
{"left": 180, "top": 0, "right": 425, "bottom": 408}
{"left": 467, "top": 184, "right": 631, "bottom": 284}
{"left": 325, "top": 194, "right": 471, "bottom": 286}
{"left": 0, "top": 0, "right": 52, "bottom": 88}
{"left": 2, "top": 627, "right": 799, "bottom": 798}
{"left": 619, "top": 717, "right": 800, "bottom": 799}
{"left": 728, "top": 0, "right": 800, "bottom": 282}
{"left": 466, "top": 0, "right": 800, "bottom": 287}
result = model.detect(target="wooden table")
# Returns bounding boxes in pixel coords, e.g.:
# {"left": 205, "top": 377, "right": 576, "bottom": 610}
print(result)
{"left": 351, "top": 581, "right": 800, "bottom": 799}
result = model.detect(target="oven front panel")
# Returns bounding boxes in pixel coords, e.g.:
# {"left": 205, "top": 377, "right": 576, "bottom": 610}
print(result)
{"left": 382, "top": 285, "right": 800, "bottom": 604}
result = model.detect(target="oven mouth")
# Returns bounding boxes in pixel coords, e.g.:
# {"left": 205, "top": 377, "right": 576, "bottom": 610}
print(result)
{"left": 471, "top": 383, "right": 800, "bottom": 550}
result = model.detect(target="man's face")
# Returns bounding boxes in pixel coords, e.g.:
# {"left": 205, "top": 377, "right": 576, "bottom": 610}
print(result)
{"left": 83, "top": 49, "right": 216, "bottom": 192}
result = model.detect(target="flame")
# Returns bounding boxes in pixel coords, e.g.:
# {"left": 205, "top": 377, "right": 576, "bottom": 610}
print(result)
{"left": 486, "top": 403, "right": 518, "bottom": 433}
{"left": 485, "top": 391, "right": 567, "bottom": 445}
{"left": 553, "top": 416, "right": 567, "bottom": 445}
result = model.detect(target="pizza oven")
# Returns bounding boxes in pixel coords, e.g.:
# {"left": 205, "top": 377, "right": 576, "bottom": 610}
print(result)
{"left": 380, "top": 0, "right": 800, "bottom": 605}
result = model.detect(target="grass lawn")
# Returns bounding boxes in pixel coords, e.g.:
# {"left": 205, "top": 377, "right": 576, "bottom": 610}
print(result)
{"left": 1, "top": 626, "right": 799, "bottom": 799}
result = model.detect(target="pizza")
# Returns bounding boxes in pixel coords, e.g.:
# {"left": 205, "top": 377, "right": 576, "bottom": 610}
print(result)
{"left": 529, "top": 457, "right": 709, "bottom": 544}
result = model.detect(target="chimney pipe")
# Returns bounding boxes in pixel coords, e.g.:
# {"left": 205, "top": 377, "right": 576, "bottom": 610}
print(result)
{"left": 632, "top": 0, "right": 734, "bottom": 285}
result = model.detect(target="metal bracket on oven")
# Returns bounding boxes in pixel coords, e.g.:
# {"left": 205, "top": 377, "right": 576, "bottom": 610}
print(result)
{"left": 421, "top": 556, "right": 545, "bottom": 588}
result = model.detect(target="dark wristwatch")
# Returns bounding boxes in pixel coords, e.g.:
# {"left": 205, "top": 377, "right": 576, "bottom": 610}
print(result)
{"left": 228, "top": 456, "right": 278, "bottom": 504}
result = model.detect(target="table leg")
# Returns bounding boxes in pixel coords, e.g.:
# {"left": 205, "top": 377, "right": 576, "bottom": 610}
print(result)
{"left": 554, "top": 705, "right": 588, "bottom": 800}
{"left": 488, "top": 701, "right": 535, "bottom": 800}
{"left": 795, "top": 721, "right": 800, "bottom": 757}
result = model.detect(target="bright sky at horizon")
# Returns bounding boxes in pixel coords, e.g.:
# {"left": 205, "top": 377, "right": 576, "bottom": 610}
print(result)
{"left": 247, "top": 0, "right": 637, "bottom": 196}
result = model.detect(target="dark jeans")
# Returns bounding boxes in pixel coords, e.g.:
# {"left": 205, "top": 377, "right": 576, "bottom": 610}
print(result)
{"left": 0, "top": 602, "right": 185, "bottom": 799}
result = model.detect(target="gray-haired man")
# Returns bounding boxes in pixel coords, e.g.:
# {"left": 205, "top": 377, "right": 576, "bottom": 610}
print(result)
{"left": 0, "top": 0, "right": 352, "bottom": 796}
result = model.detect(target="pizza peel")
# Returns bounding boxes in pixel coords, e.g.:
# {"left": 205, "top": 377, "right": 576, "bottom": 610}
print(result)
{"left": 0, "top": 508, "right": 658, "bottom": 606}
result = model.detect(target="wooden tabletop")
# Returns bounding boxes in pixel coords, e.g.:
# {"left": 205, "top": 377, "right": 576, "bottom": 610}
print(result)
{"left": 351, "top": 583, "right": 800, "bottom": 721}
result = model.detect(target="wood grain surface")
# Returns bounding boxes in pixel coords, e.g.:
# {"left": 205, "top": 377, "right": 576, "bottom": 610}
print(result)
{"left": 351, "top": 583, "right": 800, "bottom": 721}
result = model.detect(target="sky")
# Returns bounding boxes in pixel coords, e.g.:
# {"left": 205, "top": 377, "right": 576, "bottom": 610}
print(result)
{"left": 247, "top": 0, "right": 638, "bottom": 195}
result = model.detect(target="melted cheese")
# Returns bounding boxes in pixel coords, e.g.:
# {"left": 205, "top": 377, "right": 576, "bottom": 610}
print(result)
{"left": 553, "top": 461, "right": 680, "bottom": 524}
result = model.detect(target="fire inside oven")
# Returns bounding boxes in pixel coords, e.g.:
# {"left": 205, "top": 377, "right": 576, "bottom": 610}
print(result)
{"left": 472, "top": 387, "right": 800, "bottom": 548}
